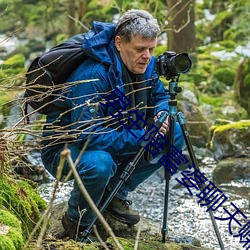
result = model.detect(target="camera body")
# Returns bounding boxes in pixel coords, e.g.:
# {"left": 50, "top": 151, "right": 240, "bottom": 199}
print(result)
{"left": 156, "top": 51, "right": 192, "bottom": 79}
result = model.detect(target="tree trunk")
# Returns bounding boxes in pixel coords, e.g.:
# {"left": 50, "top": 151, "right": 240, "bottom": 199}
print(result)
{"left": 67, "top": 0, "right": 77, "bottom": 36}
{"left": 78, "top": 0, "right": 88, "bottom": 20}
{"left": 167, "top": 0, "right": 196, "bottom": 63}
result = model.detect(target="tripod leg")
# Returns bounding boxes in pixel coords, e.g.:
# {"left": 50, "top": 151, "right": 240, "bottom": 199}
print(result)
{"left": 161, "top": 114, "right": 175, "bottom": 242}
{"left": 177, "top": 112, "right": 225, "bottom": 250}
{"left": 161, "top": 171, "right": 171, "bottom": 243}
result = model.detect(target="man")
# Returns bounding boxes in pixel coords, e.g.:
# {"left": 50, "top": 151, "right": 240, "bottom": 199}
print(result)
{"left": 41, "top": 9, "right": 185, "bottom": 241}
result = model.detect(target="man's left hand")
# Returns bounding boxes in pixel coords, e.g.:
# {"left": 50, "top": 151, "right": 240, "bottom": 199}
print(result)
{"left": 154, "top": 111, "right": 169, "bottom": 136}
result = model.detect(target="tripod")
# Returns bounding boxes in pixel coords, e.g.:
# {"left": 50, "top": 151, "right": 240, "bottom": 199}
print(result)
{"left": 82, "top": 77, "right": 225, "bottom": 249}
{"left": 161, "top": 76, "right": 225, "bottom": 249}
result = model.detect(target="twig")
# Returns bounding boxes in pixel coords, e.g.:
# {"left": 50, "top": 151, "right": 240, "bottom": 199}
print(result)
{"left": 134, "top": 220, "right": 142, "bottom": 250}
{"left": 61, "top": 148, "right": 124, "bottom": 250}
{"left": 68, "top": 14, "right": 89, "bottom": 31}
{"left": 93, "top": 225, "right": 110, "bottom": 250}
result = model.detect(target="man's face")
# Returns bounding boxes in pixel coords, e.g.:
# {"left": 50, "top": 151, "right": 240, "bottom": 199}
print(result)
{"left": 115, "top": 35, "right": 157, "bottom": 74}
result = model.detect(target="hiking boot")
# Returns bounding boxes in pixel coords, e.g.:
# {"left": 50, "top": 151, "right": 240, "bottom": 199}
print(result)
{"left": 105, "top": 196, "right": 140, "bottom": 225}
{"left": 61, "top": 213, "right": 97, "bottom": 243}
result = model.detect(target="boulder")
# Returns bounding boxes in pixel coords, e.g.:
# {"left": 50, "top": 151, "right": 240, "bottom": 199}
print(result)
{"left": 179, "top": 100, "right": 211, "bottom": 148}
{"left": 210, "top": 119, "right": 250, "bottom": 184}
{"left": 209, "top": 119, "right": 250, "bottom": 160}
{"left": 213, "top": 157, "right": 250, "bottom": 184}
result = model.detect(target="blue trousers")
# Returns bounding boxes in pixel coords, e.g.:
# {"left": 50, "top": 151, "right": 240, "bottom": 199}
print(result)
{"left": 41, "top": 123, "right": 185, "bottom": 226}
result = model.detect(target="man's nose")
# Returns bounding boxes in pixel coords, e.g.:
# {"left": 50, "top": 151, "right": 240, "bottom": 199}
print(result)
{"left": 142, "top": 49, "right": 151, "bottom": 59}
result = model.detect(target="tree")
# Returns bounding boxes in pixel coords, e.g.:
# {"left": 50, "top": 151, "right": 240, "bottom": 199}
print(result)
{"left": 66, "top": 0, "right": 88, "bottom": 36}
{"left": 166, "top": 0, "right": 196, "bottom": 62}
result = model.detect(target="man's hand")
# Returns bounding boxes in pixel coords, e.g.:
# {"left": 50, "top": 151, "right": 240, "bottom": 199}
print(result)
{"left": 154, "top": 111, "right": 169, "bottom": 136}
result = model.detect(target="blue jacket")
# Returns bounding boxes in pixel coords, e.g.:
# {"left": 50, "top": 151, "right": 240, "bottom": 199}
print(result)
{"left": 44, "top": 21, "right": 170, "bottom": 156}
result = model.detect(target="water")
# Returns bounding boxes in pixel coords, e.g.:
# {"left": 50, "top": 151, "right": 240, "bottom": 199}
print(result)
{"left": 38, "top": 156, "right": 249, "bottom": 250}
{"left": 129, "top": 157, "right": 249, "bottom": 250}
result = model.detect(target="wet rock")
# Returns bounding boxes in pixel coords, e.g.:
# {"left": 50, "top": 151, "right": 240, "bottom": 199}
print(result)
{"left": 213, "top": 157, "right": 250, "bottom": 184}
{"left": 12, "top": 150, "right": 51, "bottom": 183}
{"left": 44, "top": 201, "right": 211, "bottom": 250}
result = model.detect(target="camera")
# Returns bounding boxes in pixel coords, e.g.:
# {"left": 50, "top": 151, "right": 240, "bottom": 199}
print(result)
{"left": 156, "top": 51, "right": 192, "bottom": 79}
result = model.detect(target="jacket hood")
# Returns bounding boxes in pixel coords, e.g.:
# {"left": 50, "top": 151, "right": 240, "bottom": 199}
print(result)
{"left": 82, "top": 21, "right": 116, "bottom": 65}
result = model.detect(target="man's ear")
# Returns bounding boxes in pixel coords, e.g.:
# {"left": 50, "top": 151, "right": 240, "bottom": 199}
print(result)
{"left": 115, "top": 36, "right": 122, "bottom": 51}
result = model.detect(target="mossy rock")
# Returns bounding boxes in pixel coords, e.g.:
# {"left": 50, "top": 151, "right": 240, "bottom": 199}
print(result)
{"left": 0, "top": 174, "right": 47, "bottom": 239}
{"left": 42, "top": 202, "right": 211, "bottom": 250}
{"left": 0, "top": 209, "right": 24, "bottom": 250}
{"left": 209, "top": 120, "right": 250, "bottom": 160}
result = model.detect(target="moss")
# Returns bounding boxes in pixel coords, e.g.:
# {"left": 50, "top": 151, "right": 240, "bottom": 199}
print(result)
{"left": 0, "top": 209, "right": 24, "bottom": 249}
{"left": 217, "top": 40, "right": 237, "bottom": 51}
{"left": 0, "top": 174, "right": 47, "bottom": 239}
{"left": 199, "top": 90, "right": 248, "bottom": 121}
{"left": 0, "top": 209, "right": 21, "bottom": 229}
{"left": 27, "top": 238, "right": 210, "bottom": 250}
{"left": 213, "top": 120, "right": 250, "bottom": 133}
{"left": 0, "top": 54, "right": 26, "bottom": 86}
{"left": 208, "top": 10, "right": 234, "bottom": 42}
{"left": 105, "top": 237, "right": 205, "bottom": 250}
{"left": 29, "top": 239, "right": 99, "bottom": 250}
{"left": 1, "top": 54, "right": 25, "bottom": 69}
{"left": 213, "top": 67, "right": 235, "bottom": 86}
{"left": 0, "top": 235, "right": 16, "bottom": 250}
{"left": 199, "top": 95, "right": 224, "bottom": 107}
{"left": 194, "top": 41, "right": 241, "bottom": 95}
{"left": 214, "top": 119, "right": 232, "bottom": 125}
{"left": 209, "top": 120, "right": 250, "bottom": 150}
{"left": 7, "top": 228, "right": 24, "bottom": 249}
{"left": 166, "top": 242, "right": 183, "bottom": 250}
{"left": 115, "top": 238, "right": 135, "bottom": 250}
{"left": 84, "top": 243, "right": 100, "bottom": 250}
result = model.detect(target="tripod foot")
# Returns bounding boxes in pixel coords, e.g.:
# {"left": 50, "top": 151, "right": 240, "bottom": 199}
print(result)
{"left": 161, "top": 227, "right": 168, "bottom": 243}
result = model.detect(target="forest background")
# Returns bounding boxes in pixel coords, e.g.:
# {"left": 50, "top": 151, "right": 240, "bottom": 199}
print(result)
{"left": 0, "top": 0, "right": 250, "bottom": 249}
{"left": 0, "top": 0, "right": 250, "bottom": 124}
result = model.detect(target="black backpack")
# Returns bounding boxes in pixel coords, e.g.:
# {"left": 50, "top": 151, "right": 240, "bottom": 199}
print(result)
{"left": 24, "top": 34, "right": 87, "bottom": 115}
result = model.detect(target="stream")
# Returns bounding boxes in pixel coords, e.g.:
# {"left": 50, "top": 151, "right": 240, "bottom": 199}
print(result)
{"left": 38, "top": 155, "right": 250, "bottom": 250}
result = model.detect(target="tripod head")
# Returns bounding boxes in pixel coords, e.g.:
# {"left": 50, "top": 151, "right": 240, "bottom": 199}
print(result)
{"left": 168, "top": 76, "right": 182, "bottom": 100}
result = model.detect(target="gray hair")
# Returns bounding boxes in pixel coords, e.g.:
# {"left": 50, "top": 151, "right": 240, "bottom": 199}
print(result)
{"left": 115, "top": 9, "right": 160, "bottom": 43}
